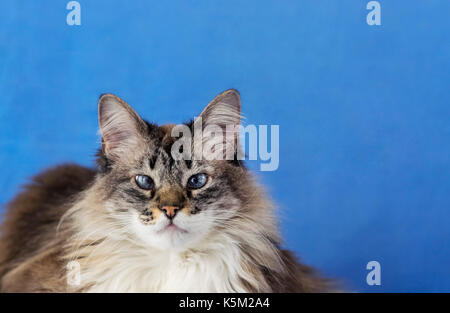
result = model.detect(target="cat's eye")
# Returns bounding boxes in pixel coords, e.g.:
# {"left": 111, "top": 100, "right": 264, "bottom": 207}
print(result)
{"left": 135, "top": 175, "right": 155, "bottom": 190}
{"left": 187, "top": 173, "right": 208, "bottom": 190}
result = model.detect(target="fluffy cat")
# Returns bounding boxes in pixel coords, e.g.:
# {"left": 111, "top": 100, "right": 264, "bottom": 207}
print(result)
{"left": 0, "top": 90, "right": 331, "bottom": 292}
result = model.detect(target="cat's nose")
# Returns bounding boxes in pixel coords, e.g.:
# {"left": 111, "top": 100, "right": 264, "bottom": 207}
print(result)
{"left": 159, "top": 205, "right": 181, "bottom": 220}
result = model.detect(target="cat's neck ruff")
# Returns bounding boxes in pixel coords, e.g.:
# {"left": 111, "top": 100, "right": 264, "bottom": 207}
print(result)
{"left": 76, "top": 233, "right": 259, "bottom": 292}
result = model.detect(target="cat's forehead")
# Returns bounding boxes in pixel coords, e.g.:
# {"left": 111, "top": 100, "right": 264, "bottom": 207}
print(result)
{"left": 135, "top": 122, "right": 196, "bottom": 178}
{"left": 145, "top": 122, "right": 178, "bottom": 145}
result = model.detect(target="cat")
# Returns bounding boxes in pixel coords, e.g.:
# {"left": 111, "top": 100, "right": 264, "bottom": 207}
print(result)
{"left": 0, "top": 89, "right": 332, "bottom": 292}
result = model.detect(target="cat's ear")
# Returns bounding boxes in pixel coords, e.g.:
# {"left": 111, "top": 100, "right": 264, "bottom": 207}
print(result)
{"left": 98, "top": 94, "right": 148, "bottom": 161}
{"left": 198, "top": 89, "right": 241, "bottom": 130}
{"left": 195, "top": 89, "right": 242, "bottom": 160}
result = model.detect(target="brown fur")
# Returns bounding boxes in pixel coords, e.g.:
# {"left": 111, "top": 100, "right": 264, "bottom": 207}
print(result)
{"left": 0, "top": 164, "right": 95, "bottom": 292}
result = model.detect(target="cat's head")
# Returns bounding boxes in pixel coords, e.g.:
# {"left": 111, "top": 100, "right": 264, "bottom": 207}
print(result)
{"left": 94, "top": 90, "right": 252, "bottom": 250}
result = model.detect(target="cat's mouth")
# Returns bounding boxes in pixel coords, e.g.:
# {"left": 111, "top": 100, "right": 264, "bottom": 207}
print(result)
{"left": 157, "top": 221, "right": 187, "bottom": 234}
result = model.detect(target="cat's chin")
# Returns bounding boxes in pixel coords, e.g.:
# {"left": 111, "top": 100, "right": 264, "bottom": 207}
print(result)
{"left": 129, "top": 213, "right": 198, "bottom": 251}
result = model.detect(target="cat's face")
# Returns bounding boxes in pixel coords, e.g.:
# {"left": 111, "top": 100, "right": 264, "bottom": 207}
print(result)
{"left": 96, "top": 90, "right": 247, "bottom": 250}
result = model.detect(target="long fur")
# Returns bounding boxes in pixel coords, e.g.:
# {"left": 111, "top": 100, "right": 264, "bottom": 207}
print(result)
{"left": 0, "top": 91, "right": 333, "bottom": 292}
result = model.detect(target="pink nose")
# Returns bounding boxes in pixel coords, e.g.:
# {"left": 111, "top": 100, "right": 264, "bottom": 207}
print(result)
{"left": 161, "top": 205, "right": 180, "bottom": 219}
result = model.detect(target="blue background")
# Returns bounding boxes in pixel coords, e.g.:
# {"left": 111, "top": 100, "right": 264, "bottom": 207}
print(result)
{"left": 0, "top": 1, "right": 449, "bottom": 292}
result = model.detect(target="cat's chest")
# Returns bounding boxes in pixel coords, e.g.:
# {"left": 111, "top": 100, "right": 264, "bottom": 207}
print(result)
{"left": 154, "top": 257, "right": 227, "bottom": 292}
{"left": 83, "top": 249, "right": 247, "bottom": 292}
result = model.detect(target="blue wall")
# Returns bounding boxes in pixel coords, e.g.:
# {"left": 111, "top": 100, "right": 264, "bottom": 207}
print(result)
{"left": 0, "top": 1, "right": 449, "bottom": 292}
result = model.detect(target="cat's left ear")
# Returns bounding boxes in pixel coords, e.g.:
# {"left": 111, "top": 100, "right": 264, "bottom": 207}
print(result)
{"left": 197, "top": 89, "right": 241, "bottom": 133}
{"left": 98, "top": 94, "right": 148, "bottom": 161}
{"left": 194, "top": 89, "right": 242, "bottom": 160}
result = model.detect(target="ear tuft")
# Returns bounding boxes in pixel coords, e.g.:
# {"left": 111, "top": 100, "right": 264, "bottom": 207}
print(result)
{"left": 194, "top": 89, "right": 242, "bottom": 160}
{"left": 199, "top": 89, "right": 241, "bottom": 129}
{"left": 98, "top": 94, "right": 147, "bottom": 161}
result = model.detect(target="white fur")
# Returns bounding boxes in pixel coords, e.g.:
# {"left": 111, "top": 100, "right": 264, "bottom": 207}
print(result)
{"left": 80, "top": 233, "right": 254, "bottom": 293}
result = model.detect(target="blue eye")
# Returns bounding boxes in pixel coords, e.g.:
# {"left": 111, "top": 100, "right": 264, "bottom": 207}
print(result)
{"left": 187, "top": 173, "right": 208, "bottom": 189}
{"left": 135, "top": 175, "right": 155, "bottom": 190}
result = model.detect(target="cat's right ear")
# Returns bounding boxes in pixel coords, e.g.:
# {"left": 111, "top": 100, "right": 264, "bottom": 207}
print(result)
{"left": 98, "top": 94, "right": 148, "bottom": 161}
